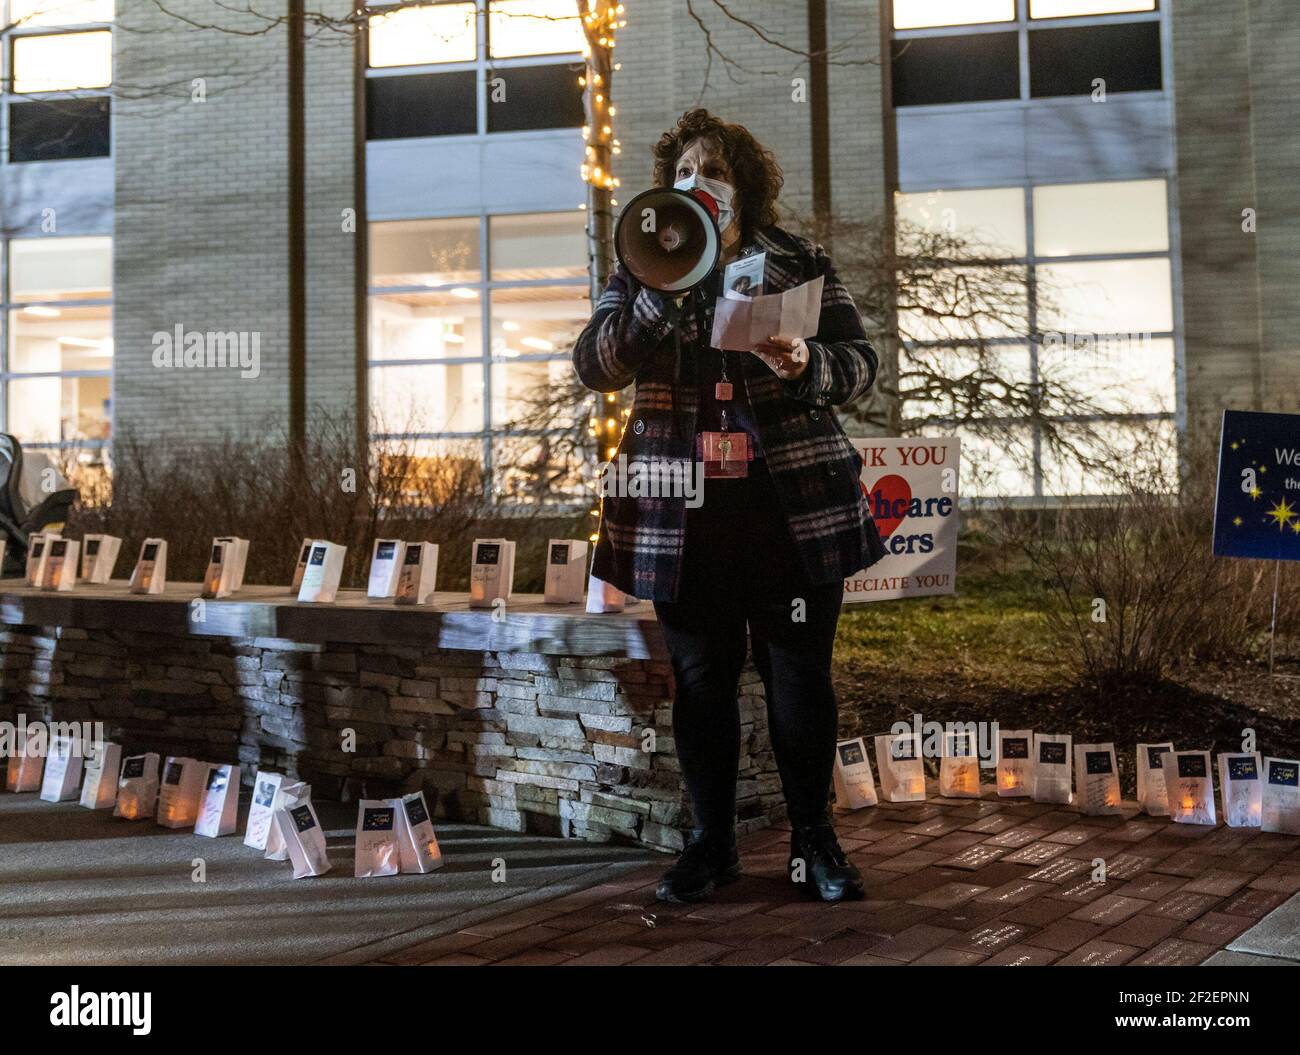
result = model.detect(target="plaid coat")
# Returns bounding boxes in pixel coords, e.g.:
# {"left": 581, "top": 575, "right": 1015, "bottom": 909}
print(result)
{"left": 573, "top": 224, "right": 887, "bottom": 602}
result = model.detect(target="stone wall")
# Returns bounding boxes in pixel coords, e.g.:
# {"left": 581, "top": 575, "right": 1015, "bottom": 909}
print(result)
{"left": 0, "top": 626, "right": 784, "bottom": 852}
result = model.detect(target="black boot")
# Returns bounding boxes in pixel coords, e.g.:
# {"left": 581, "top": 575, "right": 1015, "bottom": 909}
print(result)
{"left": 656, "top": 829, "right": 741, "bottom": 903}
{"left": 789, "top": 822, "right": 865, "bottom": 902}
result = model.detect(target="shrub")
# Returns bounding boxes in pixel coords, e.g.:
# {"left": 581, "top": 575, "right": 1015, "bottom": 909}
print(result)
{"left": 64, "top": 411, "right": 588, "bottom": 593}
{"left": 1004, "top": 433, "right": 1300, "bottom": 688}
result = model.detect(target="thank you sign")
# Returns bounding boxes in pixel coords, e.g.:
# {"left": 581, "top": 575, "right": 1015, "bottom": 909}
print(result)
{"left": 845, "top": 438, "right": 960, "bottom": 602}
{"left": 1214, "top": 410, "right": 1300, "bottom": 562}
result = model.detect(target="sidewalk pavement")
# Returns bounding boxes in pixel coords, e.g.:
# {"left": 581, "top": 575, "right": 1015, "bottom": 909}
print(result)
{"left": 4, "top": 786, "right": 1297, "bottom": 966}
{"left": 371, "top": 787, "right": 1300, "bottom": 966}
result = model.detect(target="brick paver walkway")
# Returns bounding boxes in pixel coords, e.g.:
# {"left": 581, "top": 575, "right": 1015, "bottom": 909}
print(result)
{"left": 372, "top": 786, "right": 1300, "bottom": 966}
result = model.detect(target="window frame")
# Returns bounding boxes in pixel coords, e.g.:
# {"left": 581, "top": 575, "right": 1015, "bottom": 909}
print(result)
{"left": 364, "top": 0, "right": 584, "bottom": 140}
{"left": 891, "top": 0, "right": 1162, "bottom": 111}
{"left": 366, "top": 209, "right": 588, "bottom": 500}
{"left": 1, "top": 2, "right": 114, "bottom": 164}
{"left": 895, "top": 177, "right": 1181, "bottom": 500}
{"left": 0, "top": 234, "right": 114, "bottom": 454}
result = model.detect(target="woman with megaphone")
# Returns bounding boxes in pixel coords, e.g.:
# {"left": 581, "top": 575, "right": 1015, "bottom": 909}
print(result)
{"left": 573, "top": 109, "right": 886, "bottom": 904}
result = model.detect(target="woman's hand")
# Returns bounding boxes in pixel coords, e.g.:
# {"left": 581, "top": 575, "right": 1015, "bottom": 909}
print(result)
{"left": 751, "top": 335, "right": 810, "bottom": 380}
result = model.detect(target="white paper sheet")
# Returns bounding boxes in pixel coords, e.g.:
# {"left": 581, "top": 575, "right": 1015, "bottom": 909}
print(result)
{"left": 710, "top": 275, "right": 823, "bottom": 351}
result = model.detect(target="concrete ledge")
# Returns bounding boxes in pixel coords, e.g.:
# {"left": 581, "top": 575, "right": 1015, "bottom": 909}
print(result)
{"left": 0, "top": 581, "right": 668, "bottom": 660}
{"left": 0, "top": 582, "right": 789, "bottom": 849}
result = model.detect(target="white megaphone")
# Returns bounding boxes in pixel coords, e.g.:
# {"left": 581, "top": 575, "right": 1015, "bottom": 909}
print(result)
{"left": 614, "top": 186, "right": 722, "bottom": 295}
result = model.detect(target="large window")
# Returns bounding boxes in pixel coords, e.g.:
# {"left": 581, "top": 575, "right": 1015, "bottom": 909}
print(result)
{"left": 3, "top": 0, "right": 113, "bottom": 161}
{"left": 892, "top": 0, "right": 1161, "bottom": 106}
{"left": 368, "top": 211, "right": 587, "bottom": 500}
{"left": 896, "top": 179, "right": 1177, "bottom": 498}
{"left": 365, "top": 0, "right": 584, "bottom": 140}
{"left": 1, "top": 237, "right": 113, "bottom": 480}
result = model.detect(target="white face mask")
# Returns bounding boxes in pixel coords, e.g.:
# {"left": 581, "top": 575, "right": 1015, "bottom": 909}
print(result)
{"left": 674, "top": 172, "right": 737, "bottom": 234}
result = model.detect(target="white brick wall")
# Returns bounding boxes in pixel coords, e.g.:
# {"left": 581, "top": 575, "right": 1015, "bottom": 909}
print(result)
{"left": 613, "top": 0, "right": 885, "bottom": 234}
{"left": 112, "top": 0, "right": 359, "bottom": 448}
{"left": 1172, "top": 0, "right": 1300, "bottom": 422}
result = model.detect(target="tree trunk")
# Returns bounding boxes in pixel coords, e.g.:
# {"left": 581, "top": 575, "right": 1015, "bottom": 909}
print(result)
{"left": 582, "top": 6, "right": 616, "bottom": 301}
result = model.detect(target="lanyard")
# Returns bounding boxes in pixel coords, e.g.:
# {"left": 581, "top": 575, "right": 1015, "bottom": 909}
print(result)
{"left": 690, "top": 285, "right": 734, "bottom": 434}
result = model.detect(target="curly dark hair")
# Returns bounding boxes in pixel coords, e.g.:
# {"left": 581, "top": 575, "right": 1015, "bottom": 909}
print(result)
{"left": 652, "top": 109, "right": 783, "bottom": 234}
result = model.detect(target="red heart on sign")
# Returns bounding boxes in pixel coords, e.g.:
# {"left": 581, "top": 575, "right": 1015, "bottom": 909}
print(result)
{"left": 863, "top": 473, "right": 912, "bottom": 538}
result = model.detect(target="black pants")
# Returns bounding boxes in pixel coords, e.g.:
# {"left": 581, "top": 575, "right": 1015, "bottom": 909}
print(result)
{"left": 654, "top": 462, "right": 844, "bottom": 833}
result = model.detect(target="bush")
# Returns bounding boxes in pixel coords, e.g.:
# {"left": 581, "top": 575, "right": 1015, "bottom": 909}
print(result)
{"left": 64, "top": 412, "right": 589, "bottom": 593}
{"left": 1003, "top": 432, "right": 1300, "bottom": 688}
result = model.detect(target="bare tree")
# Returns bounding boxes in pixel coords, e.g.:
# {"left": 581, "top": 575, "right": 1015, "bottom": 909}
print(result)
{"left": 497, "top": 213, "right": 1134, "bottom": 500}
{"left": 803, "top": 212, "right": 1143, "bottom": 486}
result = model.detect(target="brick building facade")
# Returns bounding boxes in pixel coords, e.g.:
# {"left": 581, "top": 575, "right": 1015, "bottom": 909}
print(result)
{"left": 0, "top": 0, "right": 1295, "bottom": 498}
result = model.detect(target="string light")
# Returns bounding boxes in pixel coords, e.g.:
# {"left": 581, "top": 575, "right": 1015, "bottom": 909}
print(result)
{"left": 578, "top": 0, "right": 624, "bottom": 193}
{"left": 579, "top": 2, "right": 628, "bottom": 545}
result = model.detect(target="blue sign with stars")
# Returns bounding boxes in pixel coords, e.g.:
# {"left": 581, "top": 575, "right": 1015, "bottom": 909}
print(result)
{"left": 1213, "top": 410, "right": 1300, "bottom": 561}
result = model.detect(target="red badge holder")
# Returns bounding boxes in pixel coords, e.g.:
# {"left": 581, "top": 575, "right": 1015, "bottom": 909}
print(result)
{"left": 699, "top": 430, "right": 750, "bottom": 478}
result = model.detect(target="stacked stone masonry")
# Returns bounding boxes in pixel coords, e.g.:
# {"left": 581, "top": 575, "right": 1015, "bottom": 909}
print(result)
{"left": 0, "top": 626, "right": 785, "bottom": 852}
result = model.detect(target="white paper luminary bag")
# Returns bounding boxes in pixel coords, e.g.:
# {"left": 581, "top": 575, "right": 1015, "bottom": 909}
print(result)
{"left": 128, "top": 538, "right": 167, "bottom": 594}
{"left": 584, "top": 573, "right": 626, "bottom": 613}
{"left": 996, "top": 729, "right": 1033, "bottom": 797}
{"left": 213, "top": 536, "right": 249, "bottom": 591}
{"left": 395, "top": 791, "right": 442, "bottom": 874}
{"left": 202, "top": 541, "right": 235, "bottom": 598}
{"left": 394, "top": 542, "right": 438, "bottom": 606}
{"left": 832, "top": 737, "right": 878, "bottom": 810}
{"left": 265, "top": 782, "right": 310, "bottom": 860}
{"left": 1261, "top": 758, "right": 1300, "bottom": 835}
{"left": 939, "top": 730, "right": 981, "bottom": 798}
{"left": 1135, "top": 742, "right": 1174, "bottom": 816}
{"left": 114, "top": 753, "right": 161, "bottom": 819}
{"left": 543, "top": 539, "right": 588, "bottom": 604}
{"left": 1074, "top": 743, "right": 1122, "bottom": 815}
{"left": 355, "top": 800, "right": 401, "bottom": 878}
{"left": 297, "top": 541, "right": 346, "bottom": 603}
{"left": 469, "top": 539, "right": 515, "bottom": 608}
{"left": 275, "top": 799, "right": 331, "bottom": 878}
{"left": 243, "top": 770, "right": 285, "bottom": 850}
{"left": 78, "top": 737, "right": 122, "bottom": 810}
{"left": 5, "top": 725, "right": 45, "bottom": 793}
{"left": 25, "top": 533, "right": 56, "bottom": 587}
{"left": 291, "top": 539, "right": 314, "bottom": 590}
{"left": 194, "top": 763, "right": 240, "bottom": 837}
{"left": 1030, "top": 734, "right": 1072, "bottom": 804}
{"left": 79, "top": 741, "right": 122, "bottom": 810}
{"left": 367, "top": 539, "right": 403, "bottom": 598}
{"left": 1164, "top": 750, "right": 1215, "bottom": 825}
{"left": 201, "top": 541, "right": 236, "bottom": 599}
{"left": 80, "top": 534, "right": 122, "bottom": 584}
{"left": 41, "top": 538, "right": 79, "bottom": 591}
{"left": 156, "top": 756, "right": 208, "bottom": 828}
{"left": 39, "top": 734, "right": 84, "bottom": 802}
{"left": 1217, "top": 753, "right": 1262, "bottom": 829}
{"left": 874, "top": 732, "right": 926, "bottom": 802}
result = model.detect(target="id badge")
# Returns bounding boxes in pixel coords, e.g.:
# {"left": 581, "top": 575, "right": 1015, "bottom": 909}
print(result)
{"left": 722, "top": 252, "right": 766, "bottom": 299}
{"left": 700, "top": 431, "right": 750, "bottom": 478}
